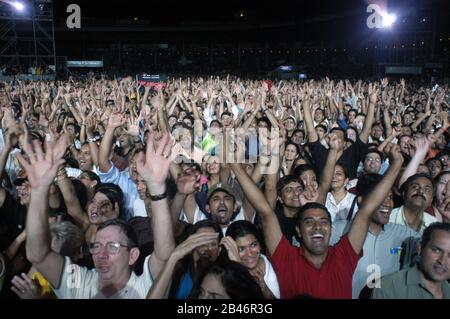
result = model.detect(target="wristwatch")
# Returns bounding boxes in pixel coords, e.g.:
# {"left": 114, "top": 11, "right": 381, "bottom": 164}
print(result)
{"left": 150, "top": 192, "right": 167, "bottom": 201}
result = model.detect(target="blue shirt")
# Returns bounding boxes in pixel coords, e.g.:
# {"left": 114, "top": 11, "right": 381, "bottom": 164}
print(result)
{"left": 97, "top": 162, "right": 138, "bottom": 221}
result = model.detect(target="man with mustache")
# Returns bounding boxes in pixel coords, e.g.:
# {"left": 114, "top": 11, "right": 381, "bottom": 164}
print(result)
{"left": 389, "top": 174, "right": 438, "bottom": 232}
{"left": 372, "top": 222, "right": 450, "bottom": 299}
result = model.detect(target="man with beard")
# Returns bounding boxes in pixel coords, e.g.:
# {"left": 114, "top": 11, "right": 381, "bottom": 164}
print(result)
{"left": 231, "top": 144, "right": 404, "bottom": 298}
{"left": 390, "top": 174, "right": 438, "bottom": 232}
{"left": 331, "top": 173, "right": 421, "bottom": 298}
{"left": 372, "top": 222, "right": 450, "bottom": 299}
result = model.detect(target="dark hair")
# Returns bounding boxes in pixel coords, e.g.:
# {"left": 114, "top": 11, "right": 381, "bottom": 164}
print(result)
{"left": 364, "top": 148, "right": 385, "bottom": 163}
{"left": 291, "top": 129, "right": 305, "bottom": 138}
{"left": 225, "top": 220, "right": 265, "bottom": 253}
{"left": 220, "top": 112, "right": 232, "bottom": 119}
{"left": 421, "top": 222, "right": 450, "bottom": 248}
{"left": 315, "top": 124, "right": 327, "bottom": 133}
{"left": 257, "top": 116, "right": 271, "bottom": 128}
{"left": 210, "top": 119, "right": 223, "bottom": 128}
{"left": 356, "top": 173, "right": 383, "bottom": 198}
{"left": 94, "top": 183, "right": 125, "bottom": 220}
{"left": 296, "top": 202, "right": 332, "bottom": 226}
{"left": 191, "top": 220, "right": 224, "bottom": 241}
{"left": 284, "top": 141, "right": 300, "bottom": 158}
{"left": 190, "top": 258, "right": 264, "bottom": 299}
{"left": 277, "top": 175, "right": 304, "bottom": 196}
{"left": 80, "top": 170, "right": 101, "bottom": 186}
{"left": 97, "top": 219, "right": 138, "bottom": 249}
{"left": 71, "top": 178, "right": 89, "bottom": 210}
{"left": 401, "top": 173, "right": 434, "bottom": 195}
{"left": 330, "top": 127, "right": 347, "bottom": 140}
{"left": 292, "top": 164, "right": 316, "bottom": 179}
{"left": 346, "top": 126, "right": 358, "bottom": 136}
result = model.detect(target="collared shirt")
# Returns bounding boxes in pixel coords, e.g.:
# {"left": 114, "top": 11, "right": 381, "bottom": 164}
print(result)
{"left": 97, "top": 162, "right": 138, "bottom": 221}
{"left": 270, "top": 235, "right": 362, "bottom": 299}
{"left": 326, "top": 192, "right": 358, "bottom": 222}
{"left": 389, "top": 206, "right": 437, "bottom": 233}
{"left": 372, "top": 264, "right": 450, "bottom": 299}
{"left": 331, "top": 221, "right": 421, "bottom": 298}
{"left": 53, "top": 256, "right": 153, "bottom": 299}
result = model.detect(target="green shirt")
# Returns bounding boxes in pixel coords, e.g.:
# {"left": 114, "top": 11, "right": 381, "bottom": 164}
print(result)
{"left": 372, "top": 265, "right": 450, "bottom": 299}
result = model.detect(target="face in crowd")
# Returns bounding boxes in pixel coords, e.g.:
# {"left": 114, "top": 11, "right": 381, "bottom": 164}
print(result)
{"left": 296, "top": 207, "right": 331, "bottom": 256}
{"left": 192, "top": 227, "right": 221, "bottom": 265}
{"left": 404, "top": 176, "right": 434, "bottom": 212}
{"left": 206, "top": 155, "right": 220, "bottom": 175}
{"left": 87, "top": 192, "right": 120, "bottom": 225}
{"left": 278, "top": 181, "right": 303, "bottom": 209}
{"left": 235, "top": 233, "right": 261, "bottom": 270}
{"left": 78, "top": 144, "right": 94, "bottom": 171}
{"left": 363, "top": 151, "right": 382, "bottom": 174}
{"left": 371, "top": 190, "right": 395, "bottom": 226}
{"left": 419, "top": 229, "right": 450, "bottom": 284}
{"left": 91, "top": 226, "right": 139, "bottom": 285}
{"left": 330, "top": 164, "right": 348, "bottom": 191}
{"left": 206, "top": 191, "right": 237, "bottom": 228}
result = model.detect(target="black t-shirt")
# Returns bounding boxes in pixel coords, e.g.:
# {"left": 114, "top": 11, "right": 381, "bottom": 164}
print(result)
{"left": 0, "top": 191, "right": 27, "bottom": 251}
{"left": 308, "top": 137, "right": 368, "bottom": 180}
{"left": 275, "top": 203, "right": 299, "bottom": 246}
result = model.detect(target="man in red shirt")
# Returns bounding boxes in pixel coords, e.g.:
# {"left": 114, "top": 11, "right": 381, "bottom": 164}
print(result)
{"left": 231, "top": 144, "right": 404, "bottom": 299}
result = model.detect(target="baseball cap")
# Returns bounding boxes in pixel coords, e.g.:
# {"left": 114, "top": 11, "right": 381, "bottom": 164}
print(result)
{"left": 207, "top": 183, "right": 235, "bottom": 201}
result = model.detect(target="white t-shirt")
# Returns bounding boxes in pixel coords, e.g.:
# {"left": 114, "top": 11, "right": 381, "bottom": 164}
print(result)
{"left": 261, "top": 254, "right": 280, "bottom": 299}
{"left": 53, "top": 256, "right": 153, "bottom": 299}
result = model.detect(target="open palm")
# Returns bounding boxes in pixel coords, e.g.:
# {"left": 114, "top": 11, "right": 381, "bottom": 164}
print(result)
{"left": 136, "top": 132, "right": 174, "bottom": 192}
{"left": 15, "top": 140, "right": 65, "bottom": 189}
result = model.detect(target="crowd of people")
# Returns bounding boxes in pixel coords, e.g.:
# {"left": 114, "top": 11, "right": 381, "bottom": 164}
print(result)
{"left": 0, "top": 75, "right": 449, "bottom": 299}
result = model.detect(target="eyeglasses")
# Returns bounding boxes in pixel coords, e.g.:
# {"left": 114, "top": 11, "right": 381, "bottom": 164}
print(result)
{"left": 89, "top": 242, "right": 129, "bottom": 255}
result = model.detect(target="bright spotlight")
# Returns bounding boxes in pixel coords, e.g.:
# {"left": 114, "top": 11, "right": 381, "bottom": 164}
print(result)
{"left": 381, "top": 13, "right": 397, "bottom": 28}
{"left": 12, "top": 1, "right": 24, "bottom": 11}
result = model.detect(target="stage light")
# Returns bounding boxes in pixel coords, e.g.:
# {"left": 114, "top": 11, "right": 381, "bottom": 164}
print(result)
{"left": 12, "top": 1, "right": 24, "bottom": 11}
{"left": 381, "top": 13, "right": 397, "bottom": 28}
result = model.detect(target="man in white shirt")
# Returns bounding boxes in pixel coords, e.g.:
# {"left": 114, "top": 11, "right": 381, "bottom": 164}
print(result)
{"left": 390, "top": 173, "right": 438, "bottom": 233}
{"left": 21, "top": 133, "right": 176, "bottom": 299}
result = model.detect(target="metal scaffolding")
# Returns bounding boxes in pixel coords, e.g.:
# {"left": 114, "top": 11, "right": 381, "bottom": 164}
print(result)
{"left": 0, "top": 0, "right": 56, "bottom": 69}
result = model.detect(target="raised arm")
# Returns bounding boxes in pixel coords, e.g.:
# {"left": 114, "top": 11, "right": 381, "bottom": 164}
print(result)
{"left": 135, "top": 132, "right": 176, "bottom": 279}
{"left": 398, "top": 136, "right": 432, "bottom": 188}
{"left": 98, "top": 112, "right": 124, "bottom": 173}
{"left": 317, "top": 134, "right": 340, "bottom": 204}
{"left": 17, "top": 139, "right": 66, "bottom": 288}
{"left": 147, "top": 231, "right": 219, "bottom": 299}
{"left": 359, "top": 84, "right": 378, "bottom": 143}
{"left": 302, "top": 95, "right": 318, "bottom": 143}
{"left": 347, "top": 144, "right": 403, "bottom": 254}
{"left": 230, "top": 163, "right": 282, "bottom": 256}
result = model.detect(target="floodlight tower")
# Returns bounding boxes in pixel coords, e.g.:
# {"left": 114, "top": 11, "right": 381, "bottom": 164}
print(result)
{"left": 0, "top": 0, "right": 56, "bottom": 70}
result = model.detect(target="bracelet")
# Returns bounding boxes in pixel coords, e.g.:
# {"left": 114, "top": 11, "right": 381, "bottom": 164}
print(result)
{"left": 149, "top": 192, "right": 167, "bottom": 201}
{"left": 87, "top": 137, "right": 96, "bottom": 143}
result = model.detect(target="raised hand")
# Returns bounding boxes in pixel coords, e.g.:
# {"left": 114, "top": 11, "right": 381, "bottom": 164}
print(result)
{"left": 328, "top": 132, "right": 344, "bottom": 151}
{"left": 135, "top": 132, "right": 175, "bottom": 194}
{"left": 299, "top": 184, "right": 319, "bottom": 206}
{"left": 125, "top": 115, "right": 140, "bottom": 137}
{"left": 176, "top": 174, "right": 200, "bottom": 195}
{"left": 107, "top": 112, "right": 124, "bottom": 129}
{"left": 11, "top": 273, "right": 40, "bottom": 299}
{"left": 15, "top": 140, "right": 65, "bottom": 190}
{"left": 220, "top": 236, "right": 241, "bottom": 263}
{"left": 170, "top": 232, "right": 220, "bottom": 263}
